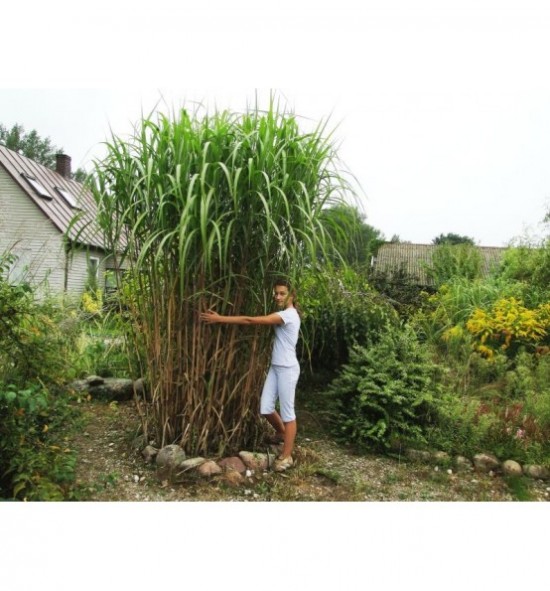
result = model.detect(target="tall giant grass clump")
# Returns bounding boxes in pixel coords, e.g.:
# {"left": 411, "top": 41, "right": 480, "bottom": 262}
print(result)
{"left": 90, "top": 100, "right": 353, "bottom": 455}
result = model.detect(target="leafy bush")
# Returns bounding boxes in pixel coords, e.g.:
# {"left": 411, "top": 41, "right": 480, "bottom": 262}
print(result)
{"left": 466, "top": 297, "right": 549, "bottom": 358}
{"left": 0, "top": 254, "right": 84, "bottom": 499}
{"left": 426, "top": 243, "right": 484, "bottom": 287}
{"left": 0, "top": 256, "right": 80, "bottom": 387}
{"left": 424, "top": 352, "right": 550, "bottom": 465}
{"left": 73, "top": 329, "right": 129, "bottom": 378}
{"left": 497, "top": 239, "right": 550, "bottom": 291}
{"left": 299, "top": 267, "right": 398, "bottom": 372}
{"left": 325, "top": 325, "right": 444, "bottom": 451}
{"left": 369, "top": 265, "right": 430, "bottom": 320}
{"left": 81, "top": 288, "right": 104, "bottom": 316}
{"left": 412, "top": 277, "right": 525, "bottom": 345}
{"left": 424, "top": 396, "right": 501, "bottom": 458}
{"left": 0, "top": 383, "right": 80, "bottom": 500}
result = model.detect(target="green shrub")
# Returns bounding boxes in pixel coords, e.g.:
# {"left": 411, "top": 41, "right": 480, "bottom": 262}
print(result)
{"left": 325, "top": 325, "right": 444, "bottom": 451}
{"left": 72, "top": 314, "right": 131, "bottom": 379}
{"left": 424, "top": 353, "right": 550, "bottom": 465}
{"left": 0, "top": 383, "right": 80, "bottom": 500}
{"left": 497, "top": 239, "right": 550, "bottom": 292}
{"left": 300, "top": 267, "right": 398, "bottom": 371}
{"left": 412, "top": 277, "right": 524, "bottom": 346}
{"left": 368, "top": 265, "right": 431, "bottom": 320}
{"left": 426, "top": 243, "right": 484, "bottom": 287}
{"left": 0, "top": 257, "right": 79, "bottom": 387}
{"left": 424, "top": 396, "right": 500, "bottom": 458}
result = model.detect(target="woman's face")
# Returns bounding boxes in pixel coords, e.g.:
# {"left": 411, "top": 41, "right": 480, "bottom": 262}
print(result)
{"left": 273, "top": 284, "right": 291, "bottom": 309}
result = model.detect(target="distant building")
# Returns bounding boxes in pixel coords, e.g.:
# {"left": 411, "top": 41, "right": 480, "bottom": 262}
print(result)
{"left": 371, "top": 242, "right": 506, "bottom": 286}
{"left": 0, "top": 145, "right": 121, "bottom": 295}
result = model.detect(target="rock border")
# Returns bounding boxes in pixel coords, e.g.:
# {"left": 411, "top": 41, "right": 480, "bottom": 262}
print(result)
{"left": 148, "top": 444, "right": 284, "bottom": 486}
{"left": 402, "top": 447, "right": 549, "bottom": 480}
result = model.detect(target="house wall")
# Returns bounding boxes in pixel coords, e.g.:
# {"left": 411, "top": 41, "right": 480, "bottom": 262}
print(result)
{"left": 0, "top": 166, "right": 106, "bottom": 295}
{"left": 0, "top": 165, "right": 67, "bottom": 291}
{"left": 65, "top": 247, "right": 107, "bottom": 294}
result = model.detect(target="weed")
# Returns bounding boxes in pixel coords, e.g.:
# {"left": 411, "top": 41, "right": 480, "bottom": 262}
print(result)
{"left": 504, "top": 475, "right": 533, "bottom": 501}
{"left": 313, "top": 467, "right": 342, "bottom": 484}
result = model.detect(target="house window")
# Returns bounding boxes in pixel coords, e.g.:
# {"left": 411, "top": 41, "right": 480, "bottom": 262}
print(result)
{"left": 55, "top": 186, "right": 79, "bottom": 208}
{"left": 87, "top": 257, "right": 99, "bottom": 288}
{"left": 21, "top": 173, "right": 52, "bottom": 199}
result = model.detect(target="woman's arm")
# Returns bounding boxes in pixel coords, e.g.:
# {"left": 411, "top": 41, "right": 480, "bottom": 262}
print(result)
{"left": 200, "top": 309, "right": 283, "bottom": 326}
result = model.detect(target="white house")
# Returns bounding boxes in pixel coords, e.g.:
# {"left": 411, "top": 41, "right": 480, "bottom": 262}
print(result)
{"left": 0, "top": 145, "right": 120, "bottom": 295}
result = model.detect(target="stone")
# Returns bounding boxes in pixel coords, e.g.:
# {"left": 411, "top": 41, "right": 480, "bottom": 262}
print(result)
{"left": 68, "top": 379, "right": 91, "bottom": 393}
{"left": 239, "top": 451, "right": 269, "bottom": 471}
{"left": 405, "top": 449, "right": 432, "bottom": 462}
{"left": 141, "top": 445, "right": 158, "bottom": 463}
{"left": 524, "top": 465, "right": 550, "bottom": 480}
{"left": 86, "top": 375, "right": 105, "bottom": 386}
{"left": 473, "top": 453, "right": 500, "bottom": 473}
{"left": 223, "top": 470, "right": 245, "bottom": 487}
{"left": 88, "top": 378, "right": 135, "bottom": 401}
{"left": 502, "top": 460, "right": 523, "bottom": 476}
{"left": 156, "top": 445, "right": 186, "bottom": 468}
{"left": 455, "top": 456, "right": 474, "bottom": 472}
{"left": 133, "top": 378, "right": 150, "bottom": 401}
{"left": 178, "top": 457, "right": 207, "bottom": 472}
{"left": 156, "top": 444, "right": 187, "bottom": 483}
{"left": 197, "top": 461, "right": 223, "bottom": 477}
{"left": 218, "top": 456, "right": 247, "bottom": 474}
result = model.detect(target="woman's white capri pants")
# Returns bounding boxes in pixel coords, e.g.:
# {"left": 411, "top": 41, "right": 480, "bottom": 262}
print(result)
{"left": 260, "top": 364, "right": 300, "bottom": 423}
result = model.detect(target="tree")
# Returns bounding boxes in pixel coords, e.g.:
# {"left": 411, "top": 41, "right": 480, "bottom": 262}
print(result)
{"left": 432, "top": 232, "right": 475, "bottom": 245}
{"left": 0, "top": 123, "right": 87, "bottom": 181}
{"left": 320, "top": 204, "right": 384, "bottom": 267}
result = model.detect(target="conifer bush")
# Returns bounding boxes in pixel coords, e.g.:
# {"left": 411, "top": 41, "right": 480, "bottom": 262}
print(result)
{"left": 326, "top": 325, "right": 444, "bottom": 451}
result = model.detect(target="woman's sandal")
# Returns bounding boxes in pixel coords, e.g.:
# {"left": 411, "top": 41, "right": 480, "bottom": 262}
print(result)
{"left": 273, "top": 455, "right": 294, "bottom": 472}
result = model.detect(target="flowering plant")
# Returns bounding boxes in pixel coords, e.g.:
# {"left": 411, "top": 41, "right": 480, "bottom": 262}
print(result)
{"left": 466, "top": 297, "right": 549, "bottom": 358}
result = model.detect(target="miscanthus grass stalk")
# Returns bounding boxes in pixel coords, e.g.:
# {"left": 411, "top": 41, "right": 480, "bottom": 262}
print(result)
{"left": 89, "top": 99, "right": 355, "bottom": 455}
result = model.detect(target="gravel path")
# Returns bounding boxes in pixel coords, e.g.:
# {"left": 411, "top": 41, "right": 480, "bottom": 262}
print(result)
{"left": 69, "top": 400, "right": 550, "bottom": 502}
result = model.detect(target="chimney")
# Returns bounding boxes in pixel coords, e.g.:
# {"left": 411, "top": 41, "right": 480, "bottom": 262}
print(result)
{"left": 55, "top": 153, "right": 72, "bottom": 178}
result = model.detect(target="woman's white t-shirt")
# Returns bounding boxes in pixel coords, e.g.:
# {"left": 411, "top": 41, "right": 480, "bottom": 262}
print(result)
{"left": 271, "top": 307, "right": 300, "bottom": 367}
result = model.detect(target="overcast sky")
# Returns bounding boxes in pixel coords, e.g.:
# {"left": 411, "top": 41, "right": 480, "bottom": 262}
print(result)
{"left": 3, "top": 2, "right": 550, "bottom": 248}
{"left": 2, "top": 0, "right": 549, "bottom": 584}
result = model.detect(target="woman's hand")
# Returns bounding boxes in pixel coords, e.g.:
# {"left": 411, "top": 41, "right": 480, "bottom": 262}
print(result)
{"left": 200, "top": 309, "right": 222, "bottom": 324}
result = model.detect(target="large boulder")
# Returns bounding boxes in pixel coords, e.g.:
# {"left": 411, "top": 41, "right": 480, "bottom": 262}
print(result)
{"left": 89, "top": 378, "right": 135, "bottom": 401}
{"left": 133, "top": 378, "right": 150, "bottom": 401}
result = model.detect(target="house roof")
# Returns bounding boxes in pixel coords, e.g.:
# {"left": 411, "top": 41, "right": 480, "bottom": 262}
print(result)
{"left": 0, "top": 145, "right": 104, "bottom": 250}
{"left": 373, "top": 242, "right": 507, "bottom": 285}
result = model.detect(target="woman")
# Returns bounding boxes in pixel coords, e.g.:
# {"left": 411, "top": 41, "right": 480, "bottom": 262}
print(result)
{"left": 200, "top": 280, "right": 301, "bottom": 472}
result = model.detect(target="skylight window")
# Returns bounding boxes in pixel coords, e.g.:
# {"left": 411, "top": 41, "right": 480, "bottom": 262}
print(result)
{"left": 55, "top": 186, "right": 79, "bottom": 208}
{"left": 21, "top": 173, "right": 52, "bottom": 199}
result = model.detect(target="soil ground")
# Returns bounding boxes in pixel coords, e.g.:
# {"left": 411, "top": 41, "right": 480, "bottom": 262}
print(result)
{"left": 67, "top": 399, "right": 550, "bottom": 502}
